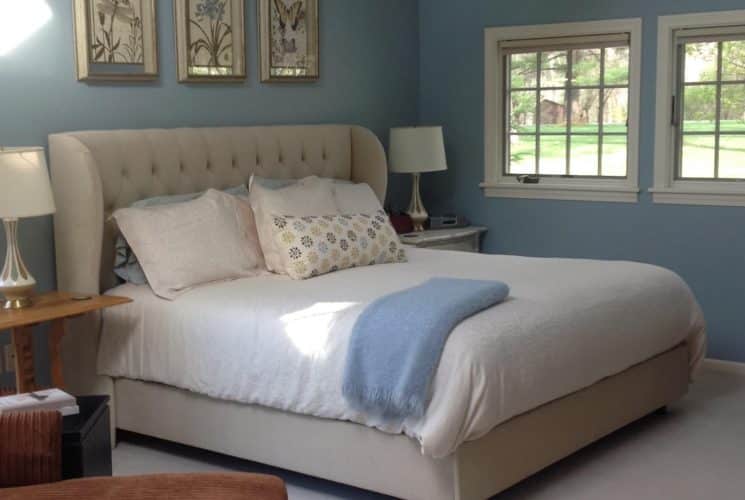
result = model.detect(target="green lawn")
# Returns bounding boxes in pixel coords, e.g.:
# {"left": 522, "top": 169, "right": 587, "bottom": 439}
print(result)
{"left": 681, "top": 134, "right": 745, "bottom": 178}
{"left": 510, "top": 121, "right": 745, "bottom": 178}
{"left": 512, "top": 124, "right": 626, "bottom": 134}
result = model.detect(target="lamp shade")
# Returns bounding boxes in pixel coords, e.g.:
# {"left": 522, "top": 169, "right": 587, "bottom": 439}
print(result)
{"left": 389, "top": 127, "right": 448, "bottom": 174}
{"left": 0, "top": 147, "right": 55, "bottom": 218}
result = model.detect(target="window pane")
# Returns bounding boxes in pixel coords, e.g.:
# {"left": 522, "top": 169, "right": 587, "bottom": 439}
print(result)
{"left": 507, "top": 135, "right": 536, "bottom": 174}
{"left": 684, "top": 42, "right": 718, "bottom": 83}
{"left": 604, "top": 46, "right": 630, "bottom": 85}
{"left": 571, "top": 48, "right": 601, "bottom": 86}
{"left": 722, "top": 41, "right": 745, "bottom": 81}
{"left": 720, "top": 84, "right": 745, "bottom": 132}
{"left": 540, "top": 89, "right": 566, "bottom": 132}
{"left": 508, "top": 135, "right": 536, "bottom": 174}
{"left": 569, "top": 135, "right": 599, "bottom": 175}
{"left": 719, "top": 135, "right": 745, "bottom": 179}
{"left": 680, "top": 135, "right": 716, "bottom": 178}
{"left": 602, "top": 135, "right": 627, "bottom": 176}
{"left": 570, "top": 89, "right": 600, "bottom": 133}
{"left": 603, "top": 87, "right": 628, "bottom": 131}
{"left": 683, "top": 84, "right": 717, "bottom": 133}
{"left": 510, "top": 90, "right": 536, "bottom": 133}
{"left": 499, "top": 40, "right": 634, "bottom": 180}
{"left": 540, "top": 51, "right": 567, "bottom": 87}
{"left": 539, "top": 135, "right": 567, "bottom": 175}
{"left": 510, "top": 52, "right": 538, "bottom": 88}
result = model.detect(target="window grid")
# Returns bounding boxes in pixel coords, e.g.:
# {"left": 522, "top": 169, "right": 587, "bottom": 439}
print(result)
{"left": 675, "top": 37, "right": 745, "bottom": 180}
{"left": 566, "top": 53, "right": 573, "bottom": 173}
{"left": 714, "top": 41, "right": 722, "bottom": 179}
{"left": 504, "top": 46, "right": 629, "bottom": 179}
{"left": 598, "top": 48, "right": 606, "bottom": 176}
{"left": 535, "top": 52, "right": 542, "bottom": 174}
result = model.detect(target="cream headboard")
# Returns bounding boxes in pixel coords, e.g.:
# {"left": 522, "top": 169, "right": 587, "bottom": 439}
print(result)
{"left": 49, "top": 125, "right": 387, "bottom": 295}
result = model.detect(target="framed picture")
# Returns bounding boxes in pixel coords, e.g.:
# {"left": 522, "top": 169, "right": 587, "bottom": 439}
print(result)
{"left": 174, "top": 0, "right": 246, "bottom": 82}
{"left": 258, "top": 0, "right": 319, "bottom": 82}
{"left": 73, "top": 0, "right": 159, "bottom": 81}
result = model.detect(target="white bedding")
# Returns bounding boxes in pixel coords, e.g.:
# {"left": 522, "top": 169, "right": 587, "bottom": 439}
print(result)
{"left": 98, "top": 248, "right": 706, "bottom": 458}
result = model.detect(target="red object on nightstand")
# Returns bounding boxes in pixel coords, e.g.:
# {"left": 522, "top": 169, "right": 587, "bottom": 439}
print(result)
{"left": 389, "top": 213, "right": 414, "bottom": 234}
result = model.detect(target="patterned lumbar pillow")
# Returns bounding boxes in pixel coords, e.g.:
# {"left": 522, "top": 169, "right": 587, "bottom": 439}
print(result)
{"left": 270, "top": 210, "right": 407, "bottom": 279}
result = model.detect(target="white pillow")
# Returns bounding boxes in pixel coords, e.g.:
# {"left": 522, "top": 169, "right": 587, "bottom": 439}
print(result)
{"left": 248, "top": 174, "right": 351, "bottom": 191}
{"left": 113, "top": 189, "right": 263, "bottom": 299}
{"left": 248, "top": 174, "right": 381, "bottom": 215}
{"left": 333, "top": 182, "right": 383, "bottom": 214}
{"left": 233, "top": 195, "right": 266, "bottom": 271}
{"left": 250, "top": 176, "right": 339, "bottom": 273}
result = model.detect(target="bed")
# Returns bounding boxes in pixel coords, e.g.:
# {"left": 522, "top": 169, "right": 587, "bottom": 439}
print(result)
{"left": 49, "top": 125, "right": 706, "bottom": 500}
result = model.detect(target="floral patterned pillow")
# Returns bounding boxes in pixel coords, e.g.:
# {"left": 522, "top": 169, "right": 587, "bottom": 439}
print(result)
{"left": 270, "top": 210, "right": 407, "bottom": 279}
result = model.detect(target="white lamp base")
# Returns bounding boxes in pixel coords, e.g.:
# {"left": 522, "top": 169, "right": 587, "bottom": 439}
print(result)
{"left": 407, "top": 173, "right": 428, "bottom": 232}
{"left": 0, "top": 219, "right": 36, "bottom": 309}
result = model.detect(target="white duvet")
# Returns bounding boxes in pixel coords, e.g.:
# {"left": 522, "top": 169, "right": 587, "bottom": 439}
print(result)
{"left": 98, "top": 248, "right": 706, "bottom": 458}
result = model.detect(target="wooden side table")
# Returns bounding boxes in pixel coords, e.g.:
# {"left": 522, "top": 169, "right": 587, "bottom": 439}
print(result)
{"left": 0, "top": 292, "right": 131, "bottom": 393}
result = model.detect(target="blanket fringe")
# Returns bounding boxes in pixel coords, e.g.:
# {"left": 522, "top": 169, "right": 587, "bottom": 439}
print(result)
{"left": 342, "top": 384, "right": 426, "bottom": 419}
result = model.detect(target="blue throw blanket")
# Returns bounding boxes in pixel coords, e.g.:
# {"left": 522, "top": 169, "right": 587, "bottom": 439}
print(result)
{"left": 342, "top": 278, "right": 510, "bottom": 420}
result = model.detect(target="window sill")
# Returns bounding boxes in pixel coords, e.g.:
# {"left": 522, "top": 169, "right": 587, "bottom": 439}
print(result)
{"left": 650, "top": 187, "right": 745, "bottom": 207}
{"left": 481, "top": 182, "right": 639, "bottom": 203}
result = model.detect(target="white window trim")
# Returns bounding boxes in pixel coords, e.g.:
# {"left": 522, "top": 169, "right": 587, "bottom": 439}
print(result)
{"left": 652, "top": 10, "right": 745, "bottom": 207}
{"left": 483, "top": 18, "right": 642, "bottom": 203}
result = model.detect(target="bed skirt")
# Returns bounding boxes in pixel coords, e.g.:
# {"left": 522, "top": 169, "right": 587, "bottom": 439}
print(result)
{"left": 112, "top": 343, "right": 689, "bottom": 500}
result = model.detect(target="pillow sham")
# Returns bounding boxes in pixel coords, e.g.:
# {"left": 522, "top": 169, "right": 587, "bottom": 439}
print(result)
{"left": 250, "top": 175, "right": 382, "bottom": 215}
{"left": 333, "top": 182, "right": 383, "bottom": 214}
{"left": 233, "top": 196, "right": 266, "bottom": 271}
{"left": 113, "top": 189, "right": 262, "bottom": 300}
{"left": 270, "top": 210, "right": 407, "bottom": 280}
{"left": 250, "top": 176, "right": 339, "bottom": 273}
{"left": 249, "top": 176, "right": 297, "bottom": 191}
{"left": 249, "top": 174, "right": 351, "bottom": 191}
{"left": 114, "top": 184, "right": 250, "bottom": 285}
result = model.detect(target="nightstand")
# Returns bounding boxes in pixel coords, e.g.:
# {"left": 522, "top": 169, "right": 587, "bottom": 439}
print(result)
{"left": 400, "top": 226, "right": 487, "bottom": 253}
{"left": 0, "top": 292, "right": 131, "bottom": 393}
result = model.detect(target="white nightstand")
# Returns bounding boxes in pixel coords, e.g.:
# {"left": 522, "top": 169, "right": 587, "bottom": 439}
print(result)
{"left": 399, "top": 226, "right": 487, "bottom": 253}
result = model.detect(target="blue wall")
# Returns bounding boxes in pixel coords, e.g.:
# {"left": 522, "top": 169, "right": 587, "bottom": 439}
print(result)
{"left": 0, "top": 0, "right": 419, "bottom": 387}
{"left": 418, "top": 0, "right": 745, "bottom": 362}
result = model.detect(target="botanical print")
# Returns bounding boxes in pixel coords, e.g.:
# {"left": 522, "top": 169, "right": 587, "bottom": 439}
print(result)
{"left": 270, "top": 0, "right": 309, "bottom": 76}
{"left": 188, "top": 0, "right": 233, "bottom": 76}
{"left": 89, "top": 0, "right": 144, "bottom": 64}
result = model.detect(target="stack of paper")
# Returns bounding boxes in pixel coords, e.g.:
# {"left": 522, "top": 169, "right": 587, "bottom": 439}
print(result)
{"left": 0, "top": 388, "right": 79, "bottom": 416}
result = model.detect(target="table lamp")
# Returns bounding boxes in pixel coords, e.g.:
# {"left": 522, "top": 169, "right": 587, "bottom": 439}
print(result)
{"left": 0, "top": 147, "right": 56, "bottom": 309}
{"left": 389, "top": 127, "right": 448, "bottom": 232}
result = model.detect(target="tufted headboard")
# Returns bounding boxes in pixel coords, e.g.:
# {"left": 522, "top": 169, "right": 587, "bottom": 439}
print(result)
{"left": 49, "top": 125, "right": 387, "bottom": 295}
{"left": 48, "top": 124, "right": 387, "bottom": 399}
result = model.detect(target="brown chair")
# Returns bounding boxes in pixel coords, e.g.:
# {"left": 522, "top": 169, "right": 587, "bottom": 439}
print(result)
{"left": 0, "top": 409, "right": 287, "bottom": 500}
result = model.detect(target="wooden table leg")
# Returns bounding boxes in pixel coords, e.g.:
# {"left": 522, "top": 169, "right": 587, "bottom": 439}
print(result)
{"left": 11, "top": 326, "right": 35, "bottom": 394}
{"left": 49, "top": 318, "right": 66, "bottom": 389}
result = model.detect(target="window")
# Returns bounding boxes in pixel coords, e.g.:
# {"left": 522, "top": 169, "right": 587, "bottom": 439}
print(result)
{"left": 653, "top": 10, "right": 745, "bottom": 206}
{"left": 484, "top": 19, "right": 641, "bottom": 202}
{"left": 675, "top": 32, "right": 745, "bottom": 180}
{"left": 506, "top": 37, "right": 630, "bottom": 178}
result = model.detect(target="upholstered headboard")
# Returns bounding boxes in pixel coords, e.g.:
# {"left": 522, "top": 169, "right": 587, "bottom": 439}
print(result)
{"left": 49, "top": 125, "right": 387, "bottom": 294}
{"left": 48, "top": 124, "right": 387, "bottom": 398}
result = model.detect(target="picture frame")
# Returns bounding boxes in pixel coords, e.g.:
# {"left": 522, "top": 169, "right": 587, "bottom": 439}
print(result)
{"left": 258, "top": 0, "right": 319, "bottom": 82}
{"left": 174, "top": 0, "right": 246, "bottom": 83}
{"left": 73, "top": 0, "right": 159, "bottom": 81}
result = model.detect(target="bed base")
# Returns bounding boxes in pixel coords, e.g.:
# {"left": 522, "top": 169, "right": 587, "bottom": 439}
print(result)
{"left": 112, "top": 344, "right": 688, "bottom": 500}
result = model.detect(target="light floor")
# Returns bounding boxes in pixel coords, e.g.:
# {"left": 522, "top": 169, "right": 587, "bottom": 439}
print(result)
{"left": 114, "top": 368, "right": 745, "bottom": 499}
